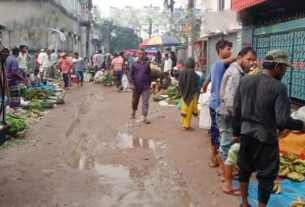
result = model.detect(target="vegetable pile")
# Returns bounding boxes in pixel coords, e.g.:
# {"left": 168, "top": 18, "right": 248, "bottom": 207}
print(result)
{"left": 28, "top": 102, "right": 45, "bottom": 112}
{"left": 152, "top": 94, "right": 166, "bottom": 102}
{"left": 167, "top": 86, "right": 181, "bottom": 104}
{"left": 279, "top": 153, "right": 305, "bottom": 182}
{"left": 6, "top": 114, "right": 27, "bottom": 135}
{"left": 24, "top": 88, "right": 52, "bottom": 101}
{"left": 102, "top": 72, "right": 112, "bottom": 85}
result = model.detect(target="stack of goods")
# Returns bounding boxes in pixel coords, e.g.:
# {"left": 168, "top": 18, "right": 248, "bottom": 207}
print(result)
{"left": 167, "top": 86, "right": 181, "bottom": 105}
{"left": 279, "top": 153, "right": 305, "bottom": 182}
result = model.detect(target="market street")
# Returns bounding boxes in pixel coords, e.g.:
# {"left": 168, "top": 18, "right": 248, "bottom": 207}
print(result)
{"left": 0, "top": 83, "right": 238, "bottom": 207}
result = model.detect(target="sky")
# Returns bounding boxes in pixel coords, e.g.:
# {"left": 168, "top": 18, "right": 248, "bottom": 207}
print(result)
{"left": 92, "top": 0, "right": 186, "bottom": 17}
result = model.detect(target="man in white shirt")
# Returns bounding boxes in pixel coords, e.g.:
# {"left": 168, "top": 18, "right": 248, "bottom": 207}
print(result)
{"left": 92, "top": 50, "right": 103, "bottom": 72}
{"left": 50, "top": 49, "right": 58, "bottom": 79}
{"left": 18, "top": 45, "right": 28, "bottom": 77}
{"left": 38, "top": 49, "right": 51, "bottom": 81}
{"left": 163, "top": 53, "right": 173, "bottom": 74}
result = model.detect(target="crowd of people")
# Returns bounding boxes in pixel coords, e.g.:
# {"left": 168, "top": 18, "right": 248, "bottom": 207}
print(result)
{"left": 3, "top": 40, "right": 305, "bottom": 207}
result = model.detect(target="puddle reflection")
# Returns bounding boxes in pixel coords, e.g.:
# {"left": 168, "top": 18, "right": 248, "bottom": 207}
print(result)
{"left": 118, "top": 132, "right": 156, "bottom": 149}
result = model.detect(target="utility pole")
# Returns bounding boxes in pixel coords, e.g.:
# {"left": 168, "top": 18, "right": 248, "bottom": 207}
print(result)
{"left": 187, "top": 0, "right": 194, "bottom": 57}
{"left": 148, "top": 18, "right": 152, "bottom": 38}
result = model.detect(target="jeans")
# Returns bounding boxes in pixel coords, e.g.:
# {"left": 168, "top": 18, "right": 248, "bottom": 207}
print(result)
{"left": 76, "top": 71, "right": 84, "bottom": 84}
{"left": 209, "top": 107, "right": 220, "bottom": 148}
{"left": 63, "top": 73, "right": 69, "bottom": 88}
{"left": 115, "top": 71, "right": 123, "bottom": 88}
{"left": 216, "top": 114, "right": 234, "bottom": 161}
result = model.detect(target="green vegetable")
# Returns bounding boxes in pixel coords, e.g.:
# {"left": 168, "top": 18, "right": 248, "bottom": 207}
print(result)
{"left": 152, "top": 94, "right": 166, "bottom": 101}
{"left": 102, "top": 72, "right": 112, "bottom": 85}
{"left": 24, "top": 88, "right": 52, "bottom": 101}
{"left": 28, "top": 102, "right": 45, "bottom": 111}
{"left": 6, "top": 114, "right": 28, "bottom": 135}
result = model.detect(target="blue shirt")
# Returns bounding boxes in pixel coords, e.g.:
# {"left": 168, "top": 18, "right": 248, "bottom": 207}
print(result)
{"left": 6, "top": 54, "right": 20, "bottom": 80}
{"left": 207, "top": 59, "right": 226, "bottom": 110}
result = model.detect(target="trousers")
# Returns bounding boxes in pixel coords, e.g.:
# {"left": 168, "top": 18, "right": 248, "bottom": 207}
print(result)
{"left": 132, "top": 88, "right": 150, "bottom": 116}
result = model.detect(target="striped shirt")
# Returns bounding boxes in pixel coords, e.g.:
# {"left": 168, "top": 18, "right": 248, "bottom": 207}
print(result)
{"left": 111, "top": 57, "right": 124, "bottom": 71}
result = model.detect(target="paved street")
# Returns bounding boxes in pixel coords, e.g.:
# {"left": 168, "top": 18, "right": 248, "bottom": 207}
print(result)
{"left": 0, "top": 84, "right": 238, "bottom": 207}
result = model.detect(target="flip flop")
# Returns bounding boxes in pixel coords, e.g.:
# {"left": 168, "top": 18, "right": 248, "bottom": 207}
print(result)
{"left": 209, "top": 162, "right": 219, "bottom": 168}
{"left": 183, "top": 127, "right": 194, "bottom": 131}
{"left": 223, "top": 188, "right": 241, "bottom": 196}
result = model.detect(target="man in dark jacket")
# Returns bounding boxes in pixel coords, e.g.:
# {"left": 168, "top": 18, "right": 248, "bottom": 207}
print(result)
{"left": 233, "top": 49, "right": 305, "bottom": 207}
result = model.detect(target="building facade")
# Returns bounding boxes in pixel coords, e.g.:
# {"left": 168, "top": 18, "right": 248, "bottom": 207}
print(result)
{"left": 233, "top": 0, "right": 305, "bottom": 103}
{"left": 0, "top": 0, "right": 93, "bottom": 58}
{"left": 198, "top": 0, "right": 242, "bottom": 71}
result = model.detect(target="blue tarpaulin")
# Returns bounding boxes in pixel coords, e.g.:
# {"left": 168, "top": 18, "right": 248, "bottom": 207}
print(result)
{"left": 234, "top": 180, "right": 305, "bottom": 207}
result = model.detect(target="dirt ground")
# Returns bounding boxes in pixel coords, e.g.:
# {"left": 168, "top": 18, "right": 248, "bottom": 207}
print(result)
{"left": 0, "top": 83, "right": 239, "bottom": 207}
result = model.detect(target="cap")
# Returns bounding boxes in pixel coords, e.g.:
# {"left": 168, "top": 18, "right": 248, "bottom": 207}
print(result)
{"left": 61, "top": 52, "right": 66, "bottom": 56}
{"left": 40, "top": 49, "right": 45, "bottom": 52}
{"left": 264, "top": 49, "right": 291, "bottom": 67}
{"left": 106, "top": 53, "right": 111, "bottom": 56}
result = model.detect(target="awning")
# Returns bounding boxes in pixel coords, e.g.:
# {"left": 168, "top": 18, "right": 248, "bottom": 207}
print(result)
{"left": 51, "top": 28, "right": 67, "bottom": 42}
{"left": 232, "top": 0, "right": 267, "bottom": 12}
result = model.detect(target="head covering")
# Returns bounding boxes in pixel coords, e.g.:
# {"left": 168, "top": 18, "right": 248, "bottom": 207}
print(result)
{"left": 179, "top": 57, "right": 200, "bottom": 105}
{"left": 264, "top": 49, "right": 291, "bottom": 67}
{"left": 40, "top": 49, "right": 45, "bottom": 52}
{"left": 61, "top": 52, "right": 66, "bottom": 57}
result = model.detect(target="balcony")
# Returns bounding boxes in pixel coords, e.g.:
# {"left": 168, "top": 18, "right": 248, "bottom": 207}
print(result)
{"left": 232, "top": 0, "right": 267, "bottom": 12}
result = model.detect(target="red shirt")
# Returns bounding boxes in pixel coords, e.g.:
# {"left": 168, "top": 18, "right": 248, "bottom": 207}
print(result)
{"left": 59, "top": 57, "right": 72, "bottom": 74}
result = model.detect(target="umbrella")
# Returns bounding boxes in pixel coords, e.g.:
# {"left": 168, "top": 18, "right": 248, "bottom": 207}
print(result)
{"left": 140, "top": 35, "right": 180, "bottom": 48}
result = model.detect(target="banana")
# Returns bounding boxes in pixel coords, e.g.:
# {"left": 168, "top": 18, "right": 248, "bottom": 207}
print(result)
{"left": 279, "top": 166, "right": 290, "bottom": 177}
{"left": 272, "top": 181, "right": 279, "bottom": 193}
{"left": 293, "top": 159, "right": 305, "bottom": 166}
{"left": 275, "top": 183, "right": 282, "bottom": 194}
{"left": 284, "top": 152, "right": 299, "bottom": 162}
{"left": 287, "top": 172, "right": 305, "bottom": 182}
{"left": 290, "top": 196, "right": 305, "bottom": 207}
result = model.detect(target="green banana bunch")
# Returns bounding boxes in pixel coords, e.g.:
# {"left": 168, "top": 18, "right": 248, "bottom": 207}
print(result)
{"left": 287, "top": 172, "right": 305, "bottom": 182}
{"left": 294, "top": 164, "right": 305, "bottom": 174}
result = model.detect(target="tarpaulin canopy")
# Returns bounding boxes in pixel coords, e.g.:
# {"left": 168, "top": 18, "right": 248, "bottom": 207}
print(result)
{"left": 140, "top": 35, "right": 180, "bottom": 48}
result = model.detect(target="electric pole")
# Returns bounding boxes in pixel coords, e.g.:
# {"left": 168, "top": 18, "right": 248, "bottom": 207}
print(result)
{"left": 187, "top": 0, "right": 194, "bottom": 57}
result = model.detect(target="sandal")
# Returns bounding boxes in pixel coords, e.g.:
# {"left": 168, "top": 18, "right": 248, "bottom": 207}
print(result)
{"left": 143, "top": 118, "right": 151, "bottom": 124}
{"left": 183, "top": 127, "right": 194, "bottom": 131}
{"left": 209, "top": 162, "right": 219, "bottom": 168}
{"left": 223, "top": 188, "right": 241, "bottom": 196}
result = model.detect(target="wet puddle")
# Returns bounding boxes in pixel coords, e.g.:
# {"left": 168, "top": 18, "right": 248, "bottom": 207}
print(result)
{"left": 117, "top": 132, "right": 156, "bottom": 149}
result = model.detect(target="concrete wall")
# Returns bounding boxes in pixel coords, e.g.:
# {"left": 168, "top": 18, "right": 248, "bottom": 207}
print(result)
{"left": 0, "top": 0, "right": 91, "bottom": 57}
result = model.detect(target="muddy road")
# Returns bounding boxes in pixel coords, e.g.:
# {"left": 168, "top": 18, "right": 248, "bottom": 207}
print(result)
{"left": 0, "top": 84, "right": 238, "bottom": 207}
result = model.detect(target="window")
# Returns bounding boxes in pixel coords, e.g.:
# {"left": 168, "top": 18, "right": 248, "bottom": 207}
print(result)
{"left": 219, "top": 0, "right": 225, "bottom": 11}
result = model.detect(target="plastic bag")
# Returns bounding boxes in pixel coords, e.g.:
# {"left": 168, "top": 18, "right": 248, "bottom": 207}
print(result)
{"left": 84, "top": 72, "right": 92, "bottom": 82}
{"left": 122, "top": 74, "right": 129, "bottom": 89}
{"left": 176, "top": 98, "right": 182, "bottom": 110}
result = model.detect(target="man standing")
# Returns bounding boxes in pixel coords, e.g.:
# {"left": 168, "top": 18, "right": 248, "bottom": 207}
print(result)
{"left": 6, "top": 47, "right": 24, "bottom": 108}
{"left": 110, "top": 52, "right": 124, "bottom": 92}
{"left": 202, "top": 40, "right": 236, "bottom": 169}
{"left": 216, "top": 47, "right": 257, "bottom": 196}
{"left": 18, "top": 45, "right": 28, "bottom": 77}
{"left": 128, "top": 49, "right": 151, "bottom": 124}
{"left": 101, "top": 53, "right": 112, "bottom": 71}
{"left": 50, "top": 49, "right": 58, "bottom": 79}
{"left": 92, "top": 50, "right": 103, "bottom": 72}
{"left": 56, "top": 53, "right": 72, "bottom": 89}
{"left": 39, "top": 49, "right": 52, "bottom": 82}
{"left": 163, "top": 53, "right": 172, "bottom": 74}
{"left": 72, "top": 52, "right": 85, "bottom": 87}
{"left": 233, "top": 50, "right": 305, "bottom": 207}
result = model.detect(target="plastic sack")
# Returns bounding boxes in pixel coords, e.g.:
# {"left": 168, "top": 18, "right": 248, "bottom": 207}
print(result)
{"left": 199, "top": 92, "right": 211, "bottom": 129}
{"left": 122, "top": 74, "right": 129, "bottom": 89}
{"left": 226, "top": 143, "right": 240, "bottom": 165}
{"left": 292, "top": 106, "right": 305, "bottom": 122}
{"left": 84, "top": 72, "right": 92, "bottom": 82}
{"left": 176, "top": 99, "right": 182, "bottom": 110}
